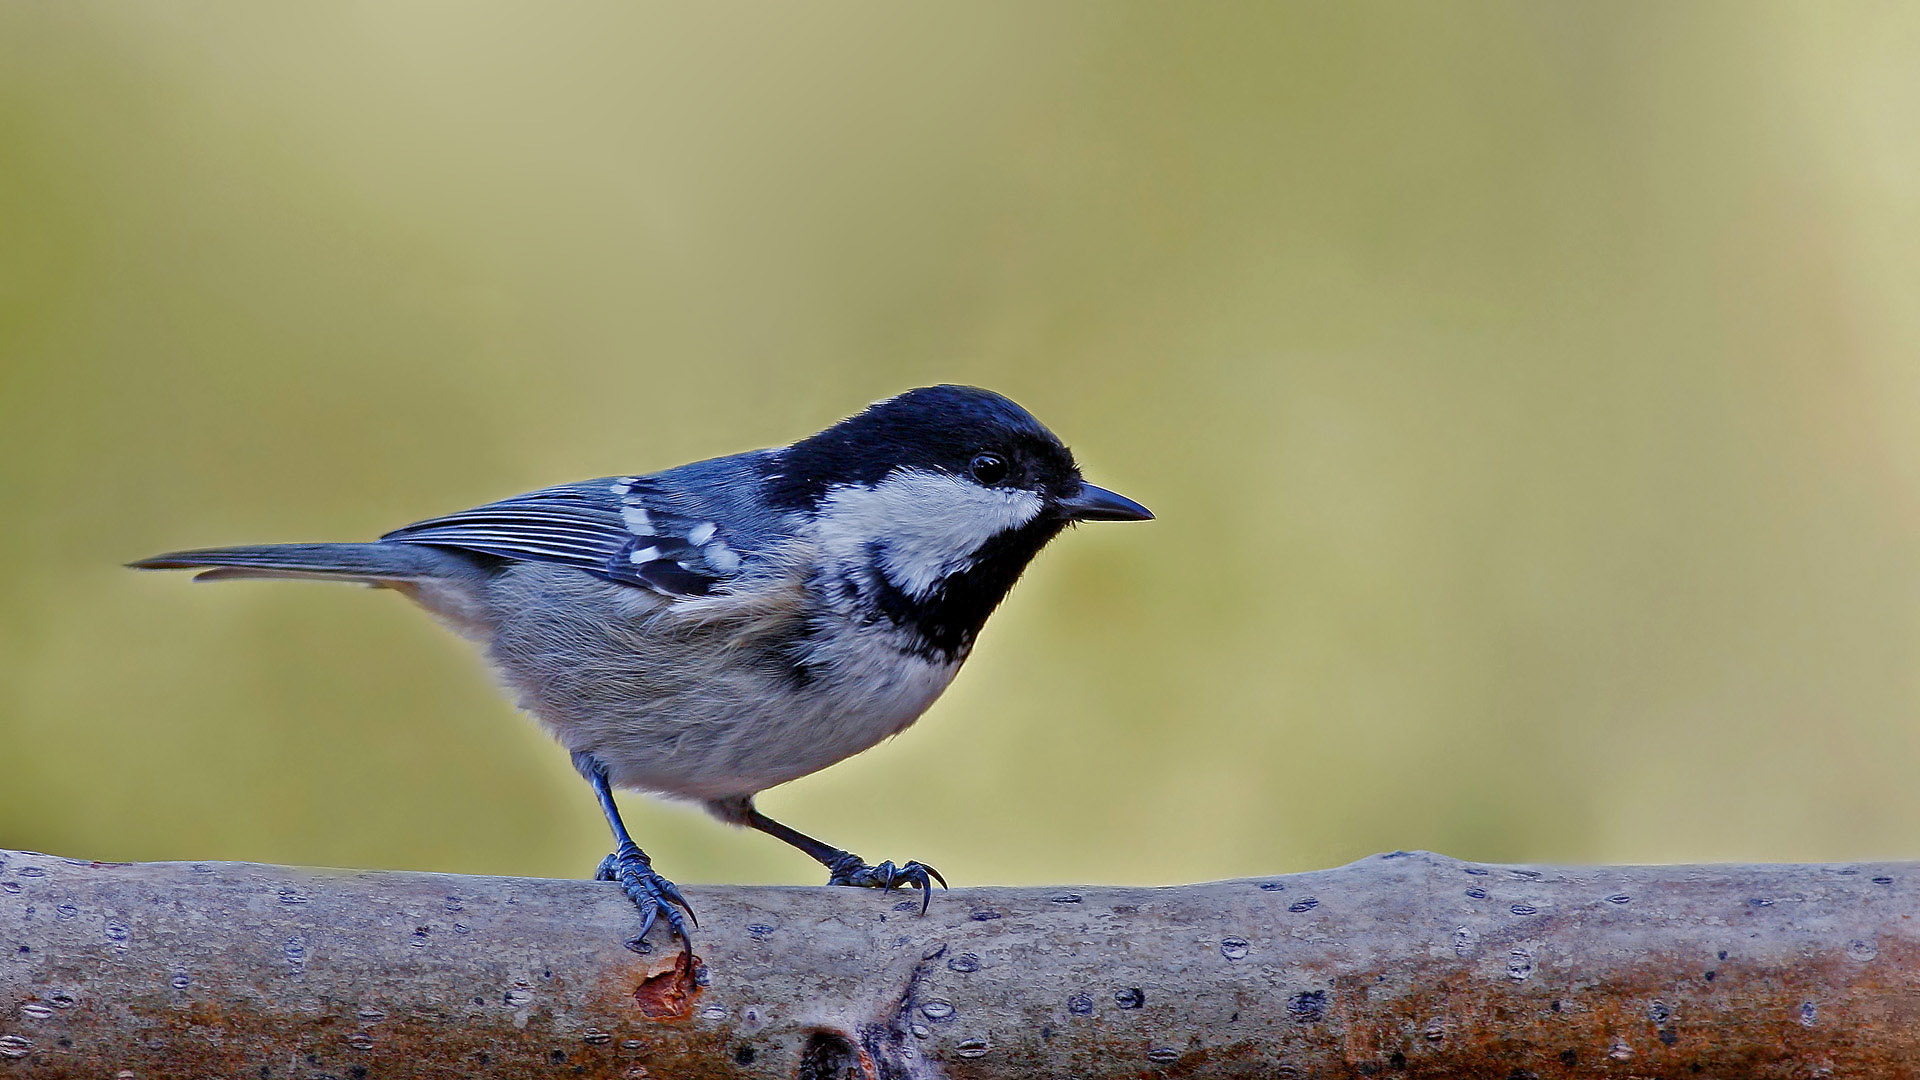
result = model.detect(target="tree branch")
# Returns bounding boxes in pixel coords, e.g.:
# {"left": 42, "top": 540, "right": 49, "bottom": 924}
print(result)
{"left": 0, "top": 848, "right": 1914, "bottom": 1078}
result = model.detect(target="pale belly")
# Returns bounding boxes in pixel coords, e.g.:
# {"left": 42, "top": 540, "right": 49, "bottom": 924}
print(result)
{"left": 477, "top": 563, "right": 963, "bottom": 801}
{"left": 612, "top": 646, "right": 959, "bottom": 799}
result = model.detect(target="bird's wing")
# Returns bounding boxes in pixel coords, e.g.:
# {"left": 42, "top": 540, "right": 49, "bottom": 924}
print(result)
{"left": 381, "top": 453, "right": 777, "bottom": 599}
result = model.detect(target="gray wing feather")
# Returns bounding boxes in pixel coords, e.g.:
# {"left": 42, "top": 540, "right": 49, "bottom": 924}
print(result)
{"left": 381, "top": 453, "right": 776, "bottom": 599}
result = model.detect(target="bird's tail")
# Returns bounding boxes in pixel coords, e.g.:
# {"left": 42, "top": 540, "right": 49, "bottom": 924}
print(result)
{"left": 128, "top": 542, "right": 469, "bottom": 585}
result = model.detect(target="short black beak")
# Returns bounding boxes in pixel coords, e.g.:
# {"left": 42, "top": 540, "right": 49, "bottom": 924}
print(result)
{"left": 1059, "top": 482, "right": 1153, "bottom": 522}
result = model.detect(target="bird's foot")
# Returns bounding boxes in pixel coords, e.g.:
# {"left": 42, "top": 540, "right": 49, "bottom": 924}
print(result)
{"left": 823, "top": 852, "right": 947, "bottom": 914}
{"left": 594, "top": 843, "right": 697, "bottom": 954}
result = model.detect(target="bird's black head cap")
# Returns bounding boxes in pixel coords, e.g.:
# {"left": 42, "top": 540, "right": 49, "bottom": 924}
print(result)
{"left": 767, "top": 385, "right": 1082, "bottom": 510}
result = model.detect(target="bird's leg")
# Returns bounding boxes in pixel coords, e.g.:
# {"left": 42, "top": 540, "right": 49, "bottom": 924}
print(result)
{"left": 712, "top": 797, "right": 946, "bottom": 914}
{"left": 573, "top": 751, "right": 695, "bottom": 954}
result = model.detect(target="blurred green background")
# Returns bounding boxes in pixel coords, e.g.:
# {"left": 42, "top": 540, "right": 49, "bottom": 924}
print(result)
{"left": 4, "top": 3, "right": 1920, "bottom": 888}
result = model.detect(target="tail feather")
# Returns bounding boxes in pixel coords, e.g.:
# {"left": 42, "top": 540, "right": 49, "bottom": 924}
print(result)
{"left": 129, "top": 542, "right": 466, "bottom": 583}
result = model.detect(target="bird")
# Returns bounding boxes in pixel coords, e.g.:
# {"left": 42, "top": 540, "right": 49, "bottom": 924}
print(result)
{"left": 131, "top": 385, "right": 1152, "bottom": 954}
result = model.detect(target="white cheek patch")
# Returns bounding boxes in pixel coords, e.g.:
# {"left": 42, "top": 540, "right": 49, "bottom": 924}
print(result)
{"left": 814, "top": 469, "right": 1046, "bottom": 597}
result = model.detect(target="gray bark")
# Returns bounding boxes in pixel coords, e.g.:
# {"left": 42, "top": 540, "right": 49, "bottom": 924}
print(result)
{"left": 1, "top": 848, "right": 1915, "bottom": 1078}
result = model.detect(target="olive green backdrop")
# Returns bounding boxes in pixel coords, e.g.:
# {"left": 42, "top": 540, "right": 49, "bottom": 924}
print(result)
{"left": 5, "top": 3, "right": 1919, "bottom": 887}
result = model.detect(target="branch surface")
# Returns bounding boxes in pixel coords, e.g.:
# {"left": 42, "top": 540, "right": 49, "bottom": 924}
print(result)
{"left": 1, "top": 848, "right": 1915, "bottom": 1078}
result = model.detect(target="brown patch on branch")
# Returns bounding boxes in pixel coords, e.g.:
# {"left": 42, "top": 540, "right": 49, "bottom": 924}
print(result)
{"left": 633, "top": 951, "right": 703, "bottom": 1020}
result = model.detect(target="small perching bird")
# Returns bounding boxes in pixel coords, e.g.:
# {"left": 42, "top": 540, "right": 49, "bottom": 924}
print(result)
{"left": 133, "top": 385, "right": 1152, "bottom": 953}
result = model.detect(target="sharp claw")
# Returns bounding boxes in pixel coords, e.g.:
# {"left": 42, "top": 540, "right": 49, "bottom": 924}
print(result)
{"left": 825, "top": 854, "right": 946, "bottom": 914}
{"left": 658, "top": 879, "right": 699, "bottom": 926}
{"left": 596, "top": 849, "right": 695, "bottom": 956}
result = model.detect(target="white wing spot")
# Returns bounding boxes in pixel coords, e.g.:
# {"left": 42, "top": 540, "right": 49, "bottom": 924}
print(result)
{"left": 621, "top": 507, "right": 653, "bottom": 533}
{"left": 686, "top": 522, "right": 717, "bottom": 546}
{"left": 610, "top": 482, "right": 632, "bottom": 496}
{"left": 705, "top": 541, "right": 741, "bottom": 574}
{"left": 628, "top": 546, "right": 662, "bottom": 564}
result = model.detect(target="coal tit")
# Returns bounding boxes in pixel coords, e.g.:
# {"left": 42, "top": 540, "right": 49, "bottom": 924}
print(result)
{"left": 133, "top": 385, "right": 1152, "bottom": 952}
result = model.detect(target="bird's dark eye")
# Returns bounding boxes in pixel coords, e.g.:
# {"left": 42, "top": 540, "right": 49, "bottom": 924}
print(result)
{"left": 969, "top": 452, "right": 1009, "bottom": 485}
